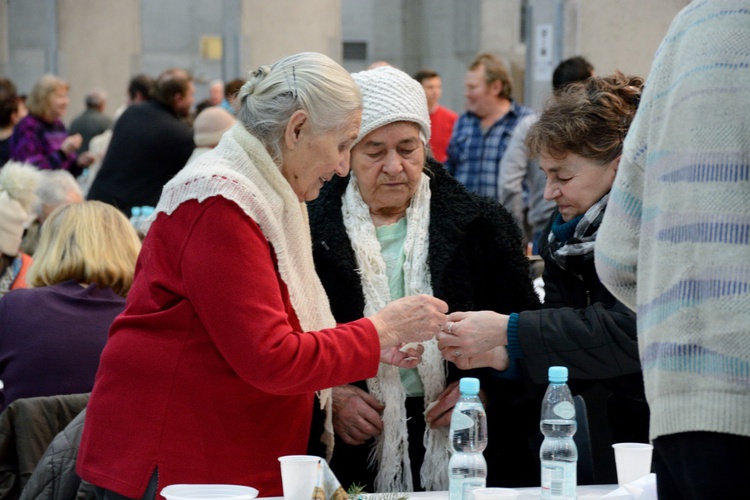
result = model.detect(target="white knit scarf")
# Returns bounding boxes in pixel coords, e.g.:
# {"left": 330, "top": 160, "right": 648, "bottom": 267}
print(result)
{"left": 152, "top": 123, "right": 338, "bottom": 458}
{"left": 341, "top": 172, "right": 450, "bottom": 492}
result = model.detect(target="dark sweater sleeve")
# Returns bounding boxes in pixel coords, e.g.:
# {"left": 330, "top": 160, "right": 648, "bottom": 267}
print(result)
{"left": 516, "top": 299, "right": 640, "bottom": 385}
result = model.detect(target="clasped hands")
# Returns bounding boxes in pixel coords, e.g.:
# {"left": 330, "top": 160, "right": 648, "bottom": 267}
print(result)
{"left": 372, "top": 297, "right": 510, "bottom": 371}
{"left": 340, "top": 304, "right": 508, "bottom": 446}
{"left": 331, "top": 380, "right": 467, "bottom": 445}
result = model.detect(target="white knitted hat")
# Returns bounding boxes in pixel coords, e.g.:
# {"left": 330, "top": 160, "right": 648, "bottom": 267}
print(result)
{"left": 351, "top": 66, "right": 431, "bottom": 148}
{"left": 0, "top": 162, "right": 41, "bottom": 256}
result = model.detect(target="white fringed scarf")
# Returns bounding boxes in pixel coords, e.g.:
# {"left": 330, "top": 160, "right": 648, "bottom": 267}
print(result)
{"left": 341, "top": 172, "right": 450, "bottom": 492}
{"left": 152, "top": 123, "right": 338, "bottom": 458}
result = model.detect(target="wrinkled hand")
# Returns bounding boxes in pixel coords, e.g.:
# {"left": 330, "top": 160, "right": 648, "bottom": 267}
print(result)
{"left": 436, "top": 310, "right": 508, "bottom": 357}
{"left": 61, "top": 134, "right": 82, "bottom": 156}
{"left": 332, "top": 384, "right": 384, "bottom": 445}
{"left": 370, "top": 294, "right": 449, "bottom": 349}
{"left": 442, "top": 345, "right": 510, "bottom": 371}
{"left": 380, "top": 342, "right": 424, "bottom": 368}
{"left": 425, "top": 380, "right": 460, "bottom": 429}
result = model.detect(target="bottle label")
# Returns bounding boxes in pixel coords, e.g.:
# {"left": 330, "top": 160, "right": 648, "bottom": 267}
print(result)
{"left": 541, "top": 461, "right": 576, "bottom": 498}
{"left": 451, "top": 411, "right": 474, "bottom": 430}
{"left": 449, "top": 478, "right": 485, "bottom": 499}
{"left": 553, "top": 401, "right": 575, "bottom": 419}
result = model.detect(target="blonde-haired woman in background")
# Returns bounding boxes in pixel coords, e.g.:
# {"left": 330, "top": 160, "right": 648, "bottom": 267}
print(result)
{"left": 9, "top": 74, "right": 94, "bottom": 173}
{"left": 0, "top": 200, "right": 140, "bottom": 411}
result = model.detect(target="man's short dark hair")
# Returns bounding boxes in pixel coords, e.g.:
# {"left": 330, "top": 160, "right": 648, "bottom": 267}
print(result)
{"left": 128, "top": 74, "right": 154, "bottom": 101}
{"left": 552, "top": 56, "right": 594, "bottom": 90}
{"left": 0, "top": 78, "right": 19, "bottom": 128}
{"left": 153, "top": 68, "right": 192, "bottom": 108}
{"left": 413, "top": 69, "right": 440, "bottom": 84}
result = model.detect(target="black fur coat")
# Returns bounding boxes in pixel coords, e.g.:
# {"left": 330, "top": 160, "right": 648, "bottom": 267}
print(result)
{"left": 305, "top": 159, "right": 543, "bottom": 488}
{"left": 307, "top": 158, "right": 540, "bottom": 322}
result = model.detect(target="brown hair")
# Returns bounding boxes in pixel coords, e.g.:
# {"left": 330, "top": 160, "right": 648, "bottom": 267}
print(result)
{"left": 526, "top": 71, "right": 644, "bottom": 164}
{"left": 469, "top": 53, "right": 513, "bottom": 100}
{"left": 0, "top": 78, "right": 20, "bottom": 128}
{"left": 413, "top": 68, "right": 439, "bottom": 83}
{"left": 153, "top": 68, "right": 192, "bottom": 108}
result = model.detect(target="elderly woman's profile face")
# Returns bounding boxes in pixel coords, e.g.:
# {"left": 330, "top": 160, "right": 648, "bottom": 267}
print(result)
{"left": 350, "top": 121, "right": 425, "bottom": 221}
{"left": 540, "top": 151, "right": 618, "bottom": 222}
{"left": 282, "top": 111, "right": 362, "bottom": 202}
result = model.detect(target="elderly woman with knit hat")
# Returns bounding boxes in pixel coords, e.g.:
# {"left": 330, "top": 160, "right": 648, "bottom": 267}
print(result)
{"left": 306, "top": 66, "right": 540, "bottom": 492}
{"left": 76, "top": 53, "right": 448, "bottom": 499}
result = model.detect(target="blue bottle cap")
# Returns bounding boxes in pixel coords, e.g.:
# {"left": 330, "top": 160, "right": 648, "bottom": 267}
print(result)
{"left": 459, "top": 377, "right": 480, "bottom": 395}
{"left": 131, "top": 206, "right": 141, "bottom": 217}
{"left": 548, "top": 366, "right": 568, "bottom": 383}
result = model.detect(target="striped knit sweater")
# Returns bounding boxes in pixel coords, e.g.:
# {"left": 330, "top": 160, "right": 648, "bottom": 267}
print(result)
{"left": 595, "top": 0, "right": 750, "bottom": 442}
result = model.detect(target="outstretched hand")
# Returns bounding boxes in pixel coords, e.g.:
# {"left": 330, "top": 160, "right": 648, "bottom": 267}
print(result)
{"left": 436, "top": 310, "right": 509, "bottom": 357}
{"left": 442, "top": 345, "right": 510, "bottom": 371}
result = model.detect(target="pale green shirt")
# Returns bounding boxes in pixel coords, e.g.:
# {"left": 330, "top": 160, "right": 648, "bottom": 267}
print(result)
{"left": 376, "top": 218, "right": 424, "bottom": 397}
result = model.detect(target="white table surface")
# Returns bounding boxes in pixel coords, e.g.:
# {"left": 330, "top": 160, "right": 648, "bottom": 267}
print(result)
{"left": 261, "top": 484, "right": 619, "bottom": 499}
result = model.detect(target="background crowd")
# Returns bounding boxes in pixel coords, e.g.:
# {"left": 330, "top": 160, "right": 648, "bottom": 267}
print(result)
{"left": 0, "top": 1, "right": 747, "bottom": 499}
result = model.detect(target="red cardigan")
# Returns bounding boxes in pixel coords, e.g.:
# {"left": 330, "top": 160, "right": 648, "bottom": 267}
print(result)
{"left": 77, "top": 197, "right": 380, "bottom": 498}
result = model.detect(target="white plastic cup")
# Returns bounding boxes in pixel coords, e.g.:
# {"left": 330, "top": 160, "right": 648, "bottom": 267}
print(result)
{"left": 472, "top": 488, "right": 520, "bottom": 499}
{"left": 612, "top": 442, "right": 654, "bottom": 486}
{"left": 278, "top": 455, "right": 321, "bottom": 500}
{"left": 160, "top": 484, "right": 258, "bottom": 500}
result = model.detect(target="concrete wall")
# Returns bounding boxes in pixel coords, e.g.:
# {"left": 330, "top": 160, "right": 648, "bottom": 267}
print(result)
{"left": 0, "top": 0, "right": 343, "bottom": 123}
{"left": 58, "top": 0, "right": 139, "bottom": 122}
{"left": 576, "top": 0, "right": 689, "bottom": 78}
{"left": 0, "top": 0, "right": 690, "bottom": 122}
{"left": 240, "top": 0, "right": 342, "bottom": 72}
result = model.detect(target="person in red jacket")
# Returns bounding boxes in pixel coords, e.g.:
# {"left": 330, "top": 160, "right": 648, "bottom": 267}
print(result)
{"left": 77, "top": 52, "right": 448, "bottom": 500}
{"left": 414, "top": 69, "right": 457, "bottom": 163}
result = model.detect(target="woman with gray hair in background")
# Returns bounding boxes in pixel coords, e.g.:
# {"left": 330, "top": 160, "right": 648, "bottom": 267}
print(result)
{"left": 77, "top": 52, "right": 448, "bottom": 499}
{"left": 20, "top": 169, "right": 83, "bottom": 255}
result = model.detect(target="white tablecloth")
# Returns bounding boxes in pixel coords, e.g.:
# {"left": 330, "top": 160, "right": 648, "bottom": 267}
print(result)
{"left": 261, "top": 484, "right": 619, "bottom": 499}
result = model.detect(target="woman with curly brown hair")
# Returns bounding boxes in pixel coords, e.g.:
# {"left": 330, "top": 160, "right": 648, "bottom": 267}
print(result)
{"left": 437, "top": 73, "right": 650, "bottom": 456}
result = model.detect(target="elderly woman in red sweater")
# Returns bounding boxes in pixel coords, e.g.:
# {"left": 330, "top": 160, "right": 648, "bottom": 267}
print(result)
{"left": 77, "top": 52, "right": 448, "bottom": 500}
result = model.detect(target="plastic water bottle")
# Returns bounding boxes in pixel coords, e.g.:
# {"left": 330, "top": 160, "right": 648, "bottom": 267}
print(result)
{"left": 540, "top": 366, "right": 578, "bottom": 500}
{"left": 139, "top": 206, "right": 155, "bottom": 235}
{"left": 449, "top": 377, "right": 487, "bottom": 500}
{"left": 129, "top": 206, "right": 142, "bottom": 229}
